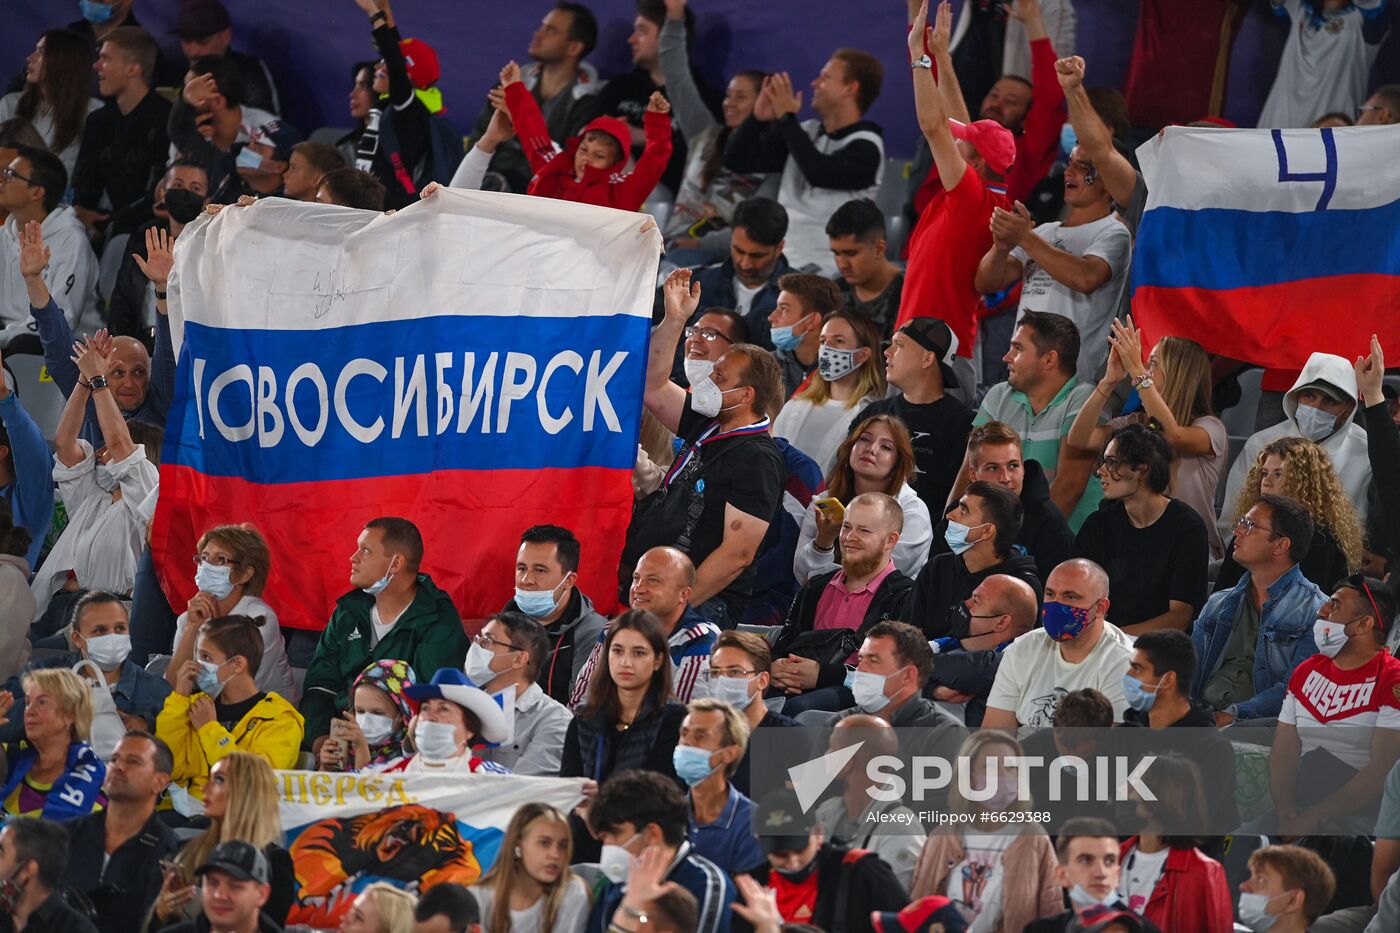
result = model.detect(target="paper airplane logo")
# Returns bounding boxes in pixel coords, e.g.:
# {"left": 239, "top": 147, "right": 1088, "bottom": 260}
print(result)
{"left": 787, "top": 740, "right": 864, "bottom": 812}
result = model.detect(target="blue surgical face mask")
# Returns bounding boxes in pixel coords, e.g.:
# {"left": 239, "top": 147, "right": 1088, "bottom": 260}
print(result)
{"left": 845, "top": 668, "right": 894, "bottom": 713}
{"left": 1121, "top": 673, "right": 1159, "bottom": 712}
{"left": 196, "top": 659, "right": 226, "bottom": 699}
{"left": 1237, "top": 891, "right": 1288, "bottom": 931}
{"left": 770, "top": 317, "right": 809, "bottom": 352}
{"left": 943, "top": 519, "right": 984, "bottom": 556}
{"left": 1042, "top": 601, "right": 1092, "bottom": 641}
{"left": 235, "top": 146, "right": 266, "bottom": 172}
{"left": 1068, "top": 885, "right": 1120, "bottom": 911}
{"left": 79, "top": 0, "right": 116, "bottom": 24}
{"left": 1060, "top": 122, "right": 1078, "bottom": 156}
{"left": 195, "top": 561, "right": 235, "bottom": 600}
{"left": 514, "top": 576, "right": 567, "bottom": 618}
{"left": 362, "top": 568, "right": 394, "bottom": 596}
{"left": 414, "top": 719, "right": 462, "bottom": 760}
{"left": 93, "top": 462, "right": 119, "bottom": 494}
{"left": 673, "top": 745, "right": 720, "bottom": 787}
{"left": 1294, "top": 402, "right": 1340, "bottom": 442}
{"left": 710, "top": 675, "right": 756, "bottom": 709}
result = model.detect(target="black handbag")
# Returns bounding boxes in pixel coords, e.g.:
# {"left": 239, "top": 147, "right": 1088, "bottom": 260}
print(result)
{"left": 781, "top": 627, "right": 862, "bottom": 668}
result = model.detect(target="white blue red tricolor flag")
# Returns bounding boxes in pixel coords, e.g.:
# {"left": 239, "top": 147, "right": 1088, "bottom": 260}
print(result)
{"left": 152, "top": 194, "right": 660, "bottom": 629}
{"left": 1132, "top": 125, "right": 1400, "bottom": 366}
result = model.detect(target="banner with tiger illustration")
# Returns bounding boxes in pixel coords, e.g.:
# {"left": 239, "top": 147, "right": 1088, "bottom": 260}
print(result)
{"left": 277, "top": 770, "right": 589, "bottom": 926}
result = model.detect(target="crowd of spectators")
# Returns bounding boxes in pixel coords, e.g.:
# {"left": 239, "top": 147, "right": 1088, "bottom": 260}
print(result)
{"left": 0, "top": 0, "right": 1398, "bottom": 932}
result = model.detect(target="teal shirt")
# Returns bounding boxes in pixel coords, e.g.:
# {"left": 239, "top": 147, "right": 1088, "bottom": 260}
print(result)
{"left": 975, "top": 378, "right": 1104, "bottom": 530}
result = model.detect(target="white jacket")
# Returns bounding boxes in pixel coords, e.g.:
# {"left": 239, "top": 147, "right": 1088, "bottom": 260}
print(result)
{"left": 0, "top": 207, "right": 99, "bottom": 345}
{"left": 1219, "top": 352, "right": 1371, "bottom": 540}
{"left": 793, "top": 482, "right": 933, "bottom": 583}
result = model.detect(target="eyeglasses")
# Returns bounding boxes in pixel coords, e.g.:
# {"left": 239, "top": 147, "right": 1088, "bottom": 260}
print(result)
{"left": 474, "top": 632, "right": 523, "bottom": 652}
{"left": 1234, "top": 516, "right": 1278, "bottom": 537}
{"left": 684, "top": 326, "right": 732, "bottom": 344}
{"left": 1094, "top": 455, "right": 1131, "bottom": 472}
{"left": 193, "top": 553, "right": 240, "bottom": 567}
{"left": 1356, "top": 104, "right": 1388, "bottom": 119}
{"left": 710, "top": 667, "right": 759, "bottom": 679}
{"left": 2, "top": 167, "right": 33, "bottom": 185}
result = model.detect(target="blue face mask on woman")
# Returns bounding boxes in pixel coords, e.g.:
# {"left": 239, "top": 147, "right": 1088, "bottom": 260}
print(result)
{"left": 79, "top": 0, "right": 116, "bottom": 24}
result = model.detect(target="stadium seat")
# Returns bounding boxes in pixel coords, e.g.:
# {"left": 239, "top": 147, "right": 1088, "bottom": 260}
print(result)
{"left": 874, "top": 157, "right": 913, "bottom": 259}
{"left": 310, "top": 126, "right": 352, "bottom": 146}
{"left": 6, "top": 352, "right": 67, "bottom": 446}
{"left": 97, "top": 232, "right": 130, "bottom": 304}
{"left": 1217, "top": 435, "right": 1250, "bottom": 513}
{"left": 1221, "top": 367, "right": 1263, "bottom": 436}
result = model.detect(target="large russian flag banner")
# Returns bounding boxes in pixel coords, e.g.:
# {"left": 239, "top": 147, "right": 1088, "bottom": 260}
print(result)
{"left": 151, "top": 193, "right": 660, "bottom": 629}
{"left": 1131, "top": 125, "right": 1400, "bottom": 367}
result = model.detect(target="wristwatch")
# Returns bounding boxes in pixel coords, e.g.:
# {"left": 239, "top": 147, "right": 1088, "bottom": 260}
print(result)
{"left": 620, "top": 905, "right": 650, "bottom": 924}
{"left": 1133, "top": 372, "right": 1154, "bottom": 391}
{"left": 88, "top": 374, "right": 110, "bottom": 391}
{"left": 911, "top": 55, "right": 932, "bottom": 70}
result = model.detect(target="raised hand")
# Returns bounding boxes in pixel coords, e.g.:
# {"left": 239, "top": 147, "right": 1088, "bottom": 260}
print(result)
{"left": 664, "top": 0, "right": 687, "bottom": 21}
{"left": 1006, "top": 0, "right": 1042, "bottom": 23}
{"left": 1109, "top": 316, "right": 1146, "bottom": 380}
{"left": 1355, "top": 334, "right": 1385, "bottom": 406}
{"left": 662, "top": 268, "right": 702, "bottom": 325}
{"left": 766, "top": 72, "right": 802, "bottom": 117}
{"left": 352, "top": 0, "right": 380, "bottom": 14}
{"left": 752, "top": 76, "right": 778, "bottom": 122}
{"left": 732, "top": 875, "right": 784, "bottom": 933}
{"left": 647, "top": 90, "right": 671, "bottom": 114}
{"left": 1055, "top": 56, "right": 1086, "bottom": 90}
{"left": 133, "top": 226, "right": 175, "bottom": 287}
{"left": 908, "top": 0, "right": 930, "bottom": 59}
{"left": 988, "top": 202, "right": 1034, "bottom": 249}
{"left": 72, "top": 332, "right": 113, "bottom": 383}
{"left": 18, "top": 220, "right": 50, "bottom": 279}
{"left": 930, "top": 1, "right": 953, "bottom": 59}
{"left": 499, "top": 60, "right": 523, "bottom": 87}
{"left": 182, "top": 72, "right": 218, "bottom": 108}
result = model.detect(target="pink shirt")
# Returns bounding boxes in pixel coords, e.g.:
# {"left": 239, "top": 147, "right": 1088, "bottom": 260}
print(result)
{"left": 814, "top": 561, "right": 897, "bottom": 662}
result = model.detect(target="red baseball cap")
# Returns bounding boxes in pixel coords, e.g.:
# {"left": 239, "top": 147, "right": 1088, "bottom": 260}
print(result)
{"left": 871, "top": 896, "right": 968, "bottom": 933}
{"left": 399, "top": 38, "right": 440, "bottom": 89}
{"left": 948, "top": 118, "right": 1016, "bottom": 176}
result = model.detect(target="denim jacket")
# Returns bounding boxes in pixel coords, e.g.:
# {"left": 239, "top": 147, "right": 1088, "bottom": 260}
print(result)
{"left": 1190, "top": 564, "right": 1325, "bottom": 720}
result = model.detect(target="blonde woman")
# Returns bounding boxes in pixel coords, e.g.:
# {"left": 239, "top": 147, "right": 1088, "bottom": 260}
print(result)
{"left": 151, "top": 752, "right": 294, "bottom": 928}
{"left": 168, "top": 524, "right": 296, "bottom": 700}
{"left": 1067, "top": 318, "right": 1227, "bottom": 556}
{"left": 773, "top": 310, "right": 887, "bottom": 472}
{"left": 1215, "top": 435, "right": 1363, "bottom": 594}
{"left": 0, "top": 667, "right": 104, "bottom": 821}
{"left": 910, "top": 731, "right": 1060, "bottom": 933}
{"left": 470, "top": 803, "right": 590, "bottom": 933}
{"left": 340, "top": 882, "right": 418, "bottom": 933}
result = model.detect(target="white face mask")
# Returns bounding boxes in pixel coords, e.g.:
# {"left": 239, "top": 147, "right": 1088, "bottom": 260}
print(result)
{"left": 1294, "top": 402, "right": 1340, "bottom": 442}
{"left": 598, "top": 831, "right": 641, "bottom": 884}
{"left": 846, "top": 669, "right": 894, "bottom": 713}
{"left": 683, "top": 358, "right": 715, "bottom": 387}
{"left": 83, "top": 632, "right": 132, "bottom": 672}
{"left": 817, "top": 344, "right": 861, "bottom": 382}
{"left": 710, "top": 675, "right": 755, "bottom": 709}
{"left": 464, "top": 642, "right": 500, "bottom": 686}
{"left": 1313, "top": 617, "right": 1348, "bottom": 658}
{"left": 94, "top": 462, "right": 119, "bottom": 493}
{"left": 195, "top": 562, "right": 235, "bottom": 600}
{"left": 356, "top": 712, "right": 396, "bottom": 746}
{"left": 414, "top": 719, "right": 462, "bottom": 760}
{"left": 1238, "top": 890, "right": 1288, "bottom": 930}
{"left": 690, "top": 376, "right": 739, "bottom": 418}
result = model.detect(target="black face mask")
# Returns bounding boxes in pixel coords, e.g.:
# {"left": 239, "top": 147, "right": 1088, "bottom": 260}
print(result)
{"left": 161, "top": 187, "right": 205, "bottom": 224}
{"left": 775, "top": 858, "right": 819, "bottom": 883}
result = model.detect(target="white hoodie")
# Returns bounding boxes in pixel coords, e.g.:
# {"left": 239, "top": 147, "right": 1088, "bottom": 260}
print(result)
{"left": 1218, "top": 352, "right": 1372, "bottom": 541}
{"left": 0, "top": 205, "right": 100, "bottom": 346}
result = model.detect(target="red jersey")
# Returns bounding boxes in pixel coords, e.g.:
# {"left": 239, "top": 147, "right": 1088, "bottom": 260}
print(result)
{"left": 895, "top": 164, "right": 1009, "bottom": 356}
{"left": 1124, "top": 0, "right": 1250, "bottom": 128}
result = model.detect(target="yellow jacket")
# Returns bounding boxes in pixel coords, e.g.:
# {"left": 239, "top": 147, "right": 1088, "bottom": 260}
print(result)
{"left": 156, "top": 691, "right": 304, "bottom": 798}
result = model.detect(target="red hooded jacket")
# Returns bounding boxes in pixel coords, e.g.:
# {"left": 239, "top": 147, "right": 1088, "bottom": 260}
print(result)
{"left": 505, "top": 82, "right": 672, "bottom": 211}
{"left": 1118, "top": 838, "right": 1234, "bottom": 933}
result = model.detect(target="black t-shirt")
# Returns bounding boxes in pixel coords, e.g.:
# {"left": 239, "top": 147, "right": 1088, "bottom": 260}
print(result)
{"left": 620, "top": 400, "right": 784, "bottom": 607}
{"left": 216, "top": 692, "right": 267, "bottom": 731}
{"left": 1075, "top": 498, "right": 1209, "bottom": 628}
{"left": 851, "top": 394, "right": 974, "bottom": 516}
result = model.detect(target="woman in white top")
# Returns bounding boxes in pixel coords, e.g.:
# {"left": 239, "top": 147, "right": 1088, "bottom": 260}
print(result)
{"left": 0, "top": 30, "right": 100, "bottom": 174}
{"left": 32, "top": 332, "right": 159, "bottom": 620}
{"left": 794, "top": 413, "right": 932, "bottom": 583}
{"left": 166, "top": 523, "right": 297, "bottom": 701}
{"left": 773, "top": 309, "right": 886, "bottom": 471}
{"left": 1067, "top": 318, "right": 1227, "bottom": 557}
{"left": 470, "top": 802, "right": 591, "bottom": 933}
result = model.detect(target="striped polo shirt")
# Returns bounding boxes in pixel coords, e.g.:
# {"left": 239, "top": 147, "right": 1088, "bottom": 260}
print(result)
{"left": 974, "top": 378, "right": 1104, "bottom": 530}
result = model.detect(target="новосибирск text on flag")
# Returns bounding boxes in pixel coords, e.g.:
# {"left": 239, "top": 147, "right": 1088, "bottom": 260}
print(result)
{"left": 1131, "top": 125, "right": 1400, "bottom": 366}
{"left": 151, "top": 192, "right": 661, "bottom": 628}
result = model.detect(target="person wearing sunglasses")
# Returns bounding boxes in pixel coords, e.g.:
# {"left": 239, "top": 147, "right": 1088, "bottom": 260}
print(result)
{"left": 1267, "top": 574, "right": 1400, "bottom": 837}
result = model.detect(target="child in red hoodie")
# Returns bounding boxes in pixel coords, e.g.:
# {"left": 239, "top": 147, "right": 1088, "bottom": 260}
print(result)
{"left": 491, "top": 59, "right": 672, "bottom": 211}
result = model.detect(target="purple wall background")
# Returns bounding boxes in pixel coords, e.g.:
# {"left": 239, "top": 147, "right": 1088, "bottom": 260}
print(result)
{"left": 9, "top": 0, "right": 1399, "bottom": 158}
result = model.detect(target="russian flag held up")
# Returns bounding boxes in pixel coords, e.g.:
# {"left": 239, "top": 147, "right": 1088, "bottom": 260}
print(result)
{"left": 151, "top": 193, "right": 660, "bottom": 630}
{"left": 1131, "top": 125, "right": 1400, "bottom": 367}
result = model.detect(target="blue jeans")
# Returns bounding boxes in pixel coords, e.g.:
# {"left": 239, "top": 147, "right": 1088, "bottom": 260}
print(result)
{"left": 694, "top": 598, "right": 736, "bottom": 631}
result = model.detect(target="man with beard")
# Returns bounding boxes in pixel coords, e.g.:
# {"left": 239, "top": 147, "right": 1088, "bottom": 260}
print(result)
{"left": 769, "top": 492, "right": 913, "bottom": 713}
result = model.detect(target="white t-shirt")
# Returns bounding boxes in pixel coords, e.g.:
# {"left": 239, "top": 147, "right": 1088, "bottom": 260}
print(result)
{"left": 986, "top": 622, "right": 1136, "bottom": 731}
{"left": 1012, "top": 215, "right": 1132, "bottom": 384}
{"left": 946, "top": 833, "right": 1015, "bottom": 933}
{"left": 732, "top": 279, "right": 764, "bottom": 317}
{"left": 772, "top": 393, "right": 880, "bottom": 473}
{"left": 1119, "top": 844, "right": 1170, "bottom": 915}
{"left": 1257, "top": 0, "right": 1386, "bottom": 129}
{"left": 174, "top": 594, "right": 298, "bottom": 701}
{"left": 369, "top": 605, "right": 399, "bottom": 646}
{"left": 469, "top": 876, "right": 590, "bottom": 933}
